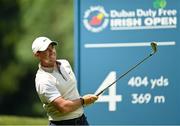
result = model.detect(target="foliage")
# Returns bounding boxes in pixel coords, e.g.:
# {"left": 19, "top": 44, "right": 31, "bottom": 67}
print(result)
{"left": 0, "top": 0, "right": 74, "bottom": 117}
{"left": 0, "top": 115, "right": 48, "bottom": 125}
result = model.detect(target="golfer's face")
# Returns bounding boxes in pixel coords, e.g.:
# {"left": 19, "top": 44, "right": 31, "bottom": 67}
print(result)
{"left": 38, "top": 44, "right": 57, "bottom": 67}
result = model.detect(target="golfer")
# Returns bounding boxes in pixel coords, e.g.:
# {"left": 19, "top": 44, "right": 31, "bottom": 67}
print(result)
{"left": 32, "top": 36, "right": 98, "bottom": 125}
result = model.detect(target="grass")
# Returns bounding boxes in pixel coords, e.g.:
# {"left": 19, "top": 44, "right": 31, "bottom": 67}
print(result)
{"left": 0, "top": 115, "right": 48, "bottom": 125}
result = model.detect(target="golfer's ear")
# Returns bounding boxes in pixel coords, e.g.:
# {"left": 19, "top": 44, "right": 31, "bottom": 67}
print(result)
{"left": 34, "top": 52, "right": 39, "bottom": 57}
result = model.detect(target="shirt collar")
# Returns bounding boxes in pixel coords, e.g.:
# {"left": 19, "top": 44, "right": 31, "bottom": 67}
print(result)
{"left": 39, "top": 63, "right": 57, "bottom": 73}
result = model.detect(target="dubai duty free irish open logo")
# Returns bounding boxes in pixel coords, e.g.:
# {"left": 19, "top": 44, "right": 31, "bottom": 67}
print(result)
{"left": 83, "top": 6, "right": 109, "bottom": 33}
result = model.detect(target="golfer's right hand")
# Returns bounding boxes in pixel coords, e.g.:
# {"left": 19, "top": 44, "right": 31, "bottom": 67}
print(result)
{"left": 82, "top": 94, "right": 98, "bottom": 106}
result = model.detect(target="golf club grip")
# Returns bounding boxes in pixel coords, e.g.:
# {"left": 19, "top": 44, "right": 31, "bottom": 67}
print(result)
{"left": 96, "top": 54, "right": 153, "bottom": 96}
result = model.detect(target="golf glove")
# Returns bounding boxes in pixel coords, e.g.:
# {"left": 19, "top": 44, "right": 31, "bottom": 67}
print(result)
{"left": 81, "top": 94, "right": 98, "bottom": 106}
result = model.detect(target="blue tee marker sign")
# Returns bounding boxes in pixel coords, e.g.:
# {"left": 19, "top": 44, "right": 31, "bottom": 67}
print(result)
{"left": 74, "top": 0, "right": 180, "bottom": 125}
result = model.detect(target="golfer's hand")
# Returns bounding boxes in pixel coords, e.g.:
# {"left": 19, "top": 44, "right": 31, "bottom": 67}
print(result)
{"left": 82, "top": 94, "right": 98, "bottom": 106}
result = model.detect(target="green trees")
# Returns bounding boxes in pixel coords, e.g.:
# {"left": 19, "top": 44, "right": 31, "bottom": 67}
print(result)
{"left": 0, "top": 0, "right": 74, "bottom": 117}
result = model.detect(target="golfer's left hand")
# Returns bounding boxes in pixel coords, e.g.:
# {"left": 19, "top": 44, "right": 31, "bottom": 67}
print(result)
{"left": 82, "top": 94, "right": 98, "bottom": 106}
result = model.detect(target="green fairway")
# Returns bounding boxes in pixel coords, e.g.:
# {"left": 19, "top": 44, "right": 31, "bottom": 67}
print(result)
{"left": 0, "top": 115, "right": 48, "bottom": 125}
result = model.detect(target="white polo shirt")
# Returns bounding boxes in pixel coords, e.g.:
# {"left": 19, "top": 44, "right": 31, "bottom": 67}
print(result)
{"left": 35, "top": 59, "right": 84, "bottom": 121}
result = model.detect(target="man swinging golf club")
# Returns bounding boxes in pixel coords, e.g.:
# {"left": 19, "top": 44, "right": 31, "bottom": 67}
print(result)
{"left": 32, "top": 36, "right": 98, "bottom": 126}
{"left": 32, "top": 36, "right": 157, "bottom": 125}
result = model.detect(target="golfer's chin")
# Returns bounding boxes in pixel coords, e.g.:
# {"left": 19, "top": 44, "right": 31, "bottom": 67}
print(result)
{"left": 44, "top": 59, "right": 56, "bottom": 67}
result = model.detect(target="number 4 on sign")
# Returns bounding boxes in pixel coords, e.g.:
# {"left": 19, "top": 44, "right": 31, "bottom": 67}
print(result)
{"left": 95, "top": 71, "right": 122, "bottom": 111}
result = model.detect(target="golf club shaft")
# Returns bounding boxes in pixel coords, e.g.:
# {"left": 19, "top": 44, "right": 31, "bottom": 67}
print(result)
{"left": 96, "top": 53, "right": 154, "bottom": 96}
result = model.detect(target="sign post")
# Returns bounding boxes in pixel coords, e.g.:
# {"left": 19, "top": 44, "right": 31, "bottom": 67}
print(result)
{"left": 75, "top": 0, "right": 180, "bottom": 125}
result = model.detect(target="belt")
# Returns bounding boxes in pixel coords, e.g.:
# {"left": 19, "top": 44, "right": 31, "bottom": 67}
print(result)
{"left": 50, "top": 114, "right": 89, "bottom": 125}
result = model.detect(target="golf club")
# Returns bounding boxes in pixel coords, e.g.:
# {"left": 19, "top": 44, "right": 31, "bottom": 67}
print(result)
{"left": 95, "top": 42, "right": 157, "bottom": 96}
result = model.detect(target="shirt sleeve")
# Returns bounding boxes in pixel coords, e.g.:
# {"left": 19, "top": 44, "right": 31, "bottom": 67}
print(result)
{"left": 40, "top": 81, "right": 61, "bottom": 103}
